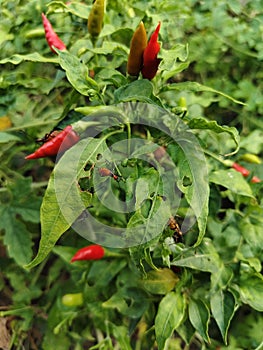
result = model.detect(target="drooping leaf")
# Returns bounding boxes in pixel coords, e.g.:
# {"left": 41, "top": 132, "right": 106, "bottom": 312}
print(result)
{"left": 210, "top": 169, "right": 254, "bottom": 198}
{"left": 0, "top": 52, "right": 58, "bottom": 65}
{"left": 239, "top": 276, "right": 263, "bottom": 312}
{"left": 210, "top": 290, "right": 236, "bottom": 344}
{"left": 155, "top": 291, "right": 186, "bottom": 350}
{"left": 188, "top": 298, "right": 210, "bottom": 343}
{"left": 162, "top": 81, "right": 245, "bottom": 105}
{"left": 172, "top": 239, "right": 222, "bottom": 273}
{"left": 57, "top": 50, "right": 99, "bottom": 97}
{"left": 188, "top": 117, "right": 240, "bottom": 155}
{"left": 169, "top": 135, "right": 209, "bottom": 245}
{"left": 25, "top": 138, "right": 107, "bottom": 269}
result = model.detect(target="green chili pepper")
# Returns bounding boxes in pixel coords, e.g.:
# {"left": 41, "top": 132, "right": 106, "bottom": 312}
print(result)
{"left": 240, "top": 153, "right": 261, "bottom": 164}
{"left": 62, "top": 293, "right": 84, "bottom": 307}
{"left": 127, "top": 21, "right": 147, "bottom": 76}
{"left": 88, "top": 0, "right": 105, "bottom": 42}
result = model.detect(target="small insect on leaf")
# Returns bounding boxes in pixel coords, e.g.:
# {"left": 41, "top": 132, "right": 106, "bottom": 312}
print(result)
{"left": 99, "top": 167, "right": 119, "bottom": 181}
{"left": 168, "top": 216, "right": 183, "bottom": 242}
{"left": 36, "top": 130, "right": 60, "bottom": 144}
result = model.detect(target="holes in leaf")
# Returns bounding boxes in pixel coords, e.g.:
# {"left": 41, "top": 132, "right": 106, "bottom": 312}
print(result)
{"left": 182, "top": 176, "right": 192, "bottom": 187}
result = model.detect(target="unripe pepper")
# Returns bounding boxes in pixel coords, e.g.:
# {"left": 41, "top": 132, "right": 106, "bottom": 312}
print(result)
{"left": 240, "top": 153, "right": 261, "bottom": 164}
{"left": 25, "top": 125, "right": 80, "bottom": 159}
{"left": 88, "top": 0, "right": 105, "bottom": 42}
{"left": 42, "top": 13, "right": 66, "bottom": 53}
{"left": 62, "top": 293, "right": 84, "bottom": 307}
{"left": 141, "top": 22, "right": 161, "bottom": 80}
{"left": 71, "top": 244, "right": 105, "bottom": 262}
{"left": 127, "top": 22, "right": 147, "bottom": 76}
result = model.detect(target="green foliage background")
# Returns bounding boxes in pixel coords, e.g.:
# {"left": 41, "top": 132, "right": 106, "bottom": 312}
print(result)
{"left": 1, "top": 0, "right": 263, "bottom": 349}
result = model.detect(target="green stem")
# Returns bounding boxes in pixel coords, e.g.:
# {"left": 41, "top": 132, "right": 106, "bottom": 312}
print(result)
{"left": 204, "top": 149, "right": 233, "bottom": 167}
{"left": 126, "top": 122, "right": 131, "bottom": 156}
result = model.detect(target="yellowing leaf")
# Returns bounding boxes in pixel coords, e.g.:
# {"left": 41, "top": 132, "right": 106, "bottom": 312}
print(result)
{"left": 141, "top": 268, "right": 179, "bottom": 295}
{"left": 0, "top": 116, "right": 12, "bottom": 130}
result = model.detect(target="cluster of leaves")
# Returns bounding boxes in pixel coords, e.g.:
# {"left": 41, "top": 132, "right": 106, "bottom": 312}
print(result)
{"left": 1, "top": 0, "right": 263, "bottom": 349}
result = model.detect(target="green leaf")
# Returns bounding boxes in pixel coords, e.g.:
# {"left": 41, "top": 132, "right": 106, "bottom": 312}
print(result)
{"left": 1, "top": 209, "right": 33, "bottom": 266}
{"left": 95, "top": 68, "right": 127, "bottom": 87}
{"left": 110, "top": 324, "right": 133, "bottom": 350}
{"left": 126, "top": 197, "right": 171, "bottom": 247}
{"left": 176, "top": 319, "right": 196, "bottom": 345}
{"left": 162, "top": 81, "right": 245, "bottom": 105}
{"left": 0, "top": 178, "right": 41, "bottom": 266}
{"left": 25, "top": 138, "right": 106, "bottom": 269}
{"left": 0, "top": 132, "right": 21, "bottom": 143}
{"left": 141, "top": 268, "right": 179, "bottom": 295}
{"left": 52, "top": 245, "right": 77, "bottom": 264}
{"left": 114, "top": 80, "right": 163, "bottom": 106}
{"left": 88, "top": 259, "right": 127, "bottom": 287}
{"left": 47, "top": 0, "right": 91, "bottom": 19}
{"left": 172, "top": 239, "right": 222, "bottom": 273}
{"left": 210, "top": 290, "right": 236, "bottom": 344}
{"left": 135, "top": 178, "right": 150, "bottom": 211}
{"left": 0, "top": 52, "right": 58, "bottom": 65}
{"left": 155, "top": 291, "right": 186, "bottom": 350}
{"left": 168, "top": 128, "right": 210, "bottom": 246}
{"left": 239, "top": 216, "right": 263, "bottom": 253}
{"left": 188, "top": 117, "right": 240, "bottom": 156}
{"left": 239, "top": 275, "right": 263, "bottom": 311}
{"left": 210, "top": 265, "right": 233, "bottom": 290}
{"left": 159, "top": 44, "right": 189, "bottom": 80}
{"left": 103, "top": 287, "right": 149, "bottom": 318}
{"left": 210, "top": 169, "right": 254, "bottom": 198}
{"left": 172, "top": 254, "right": 219, "bottom": 273}
{"left": 188, "top": 299, "right": 210, "bottom": 343}
{"left": 57, "top": 50, "right": 99, "bottom": 97}
{"left": 91, "top": 41, "right": 129, "bottom": 56}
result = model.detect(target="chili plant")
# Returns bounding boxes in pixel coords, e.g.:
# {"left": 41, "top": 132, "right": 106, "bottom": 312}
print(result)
{"left": 1, "top": 1, "right": 263, "bottom": 350}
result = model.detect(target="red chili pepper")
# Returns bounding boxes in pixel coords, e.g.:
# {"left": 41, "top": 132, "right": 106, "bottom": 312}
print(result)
{"left": 232, "top": 162, "right": 250, "bottom": 177}
{"left": 141, "top": 22, "right": 161, "bottom": 80}
{"left": 251, "top": 176, "right": 261, "bottom": 183}
{"left": 25, "top": 125, "right": 80, "bottom": 159}
{"left": 42, "top": 13, "right": 66, "bottom": 53}
{"left": 71, "top": 245, "right": 105, "bottom": 262}
{"left": 99, "top": 167, "right": 118, "bottom": 181}
{"left": 231, "top": 162, "right": 261, "bottom": 183}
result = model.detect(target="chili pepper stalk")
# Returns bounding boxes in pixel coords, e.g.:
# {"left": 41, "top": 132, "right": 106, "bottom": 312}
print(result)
{"left": 25, "top": 125, "right": 80, "bottom": 160}
{"left": 141, "top": 22, "right": 161, "bottom": 80}
{"left": 42, "top": 13, "right": 66, "bottom": 53}
{"left": 127, "top": 21, "right": 147, "bottom": 76}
